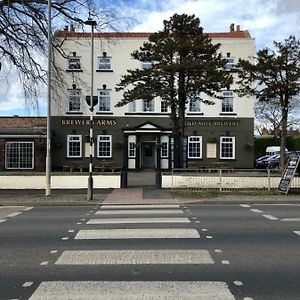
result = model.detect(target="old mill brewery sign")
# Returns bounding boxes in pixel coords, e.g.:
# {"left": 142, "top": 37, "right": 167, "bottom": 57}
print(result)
{"left": 278, "top": 156, "right": 300, "bottom": 194}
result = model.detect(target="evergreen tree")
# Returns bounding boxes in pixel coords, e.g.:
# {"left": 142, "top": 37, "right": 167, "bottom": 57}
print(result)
{"left": 116, "top": 14, "right": 232, "bottom": 168}
{"left": 237, "top": 36, "right": 300, "bottom": 169}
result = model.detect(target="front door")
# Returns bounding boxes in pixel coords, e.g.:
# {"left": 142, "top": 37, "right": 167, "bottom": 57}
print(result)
{"left": 142, "top": 142, "right": 155, "bottom": 169}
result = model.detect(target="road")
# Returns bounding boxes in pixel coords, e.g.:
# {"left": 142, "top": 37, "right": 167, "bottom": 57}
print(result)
{"left": 0, "top": 202, "right": 300, "bottom": 299}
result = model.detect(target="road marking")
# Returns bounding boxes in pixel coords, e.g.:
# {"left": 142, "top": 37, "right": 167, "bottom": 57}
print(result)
{"left": 76, "top": 222, "right": 82, "bottom": 225}
{"left": 68, "top": 230, "right": 75, "bottom": 233}
{"left": 233, "top": 281, "right": 243, "bottom": 286}
{"left": 250, "top": 209, "right": 263, "bottom": 213}
{"left": 206, "top": 235, "right": 213, "bottom": 239}
{"left": 281, "top": 218, "right": 300, "bottom": 222}
{"left": 28, "top": 281, "right": 235, "bottom": 300}
{"left": 0, "top": 219, "right": 6, "bottom": 223}
{"left": 22, "top": 207, "right": 34, "bottom": 211}
{"left": 50, "top": 250, "right": 58, "bottom": 254}
{"left": 95, "top": 209, "right": 184, "bottom": 215}
{"left": 55, "top": 250, "right": 214, "bottom": 265}
{"left": 6, "top": 212, "right": 22, "bottom": 217}
{"left": 222, "top": 260, "right": 230, "bottom": 265}
{"left": 240, "top": 204, "right": 250, "bottom": 208}
{"left": 263, "top": 214, "right": 278, "bottom": 220}
{"left": 87, "top": 217, "right": 190, "bottom": 224}
{"left": 62, "top": 237, "right": 69, "bottom": 240}
{"left": 195, "top": 221, "right": 201, "bottom": 223}
{"left": 294, "top": 231, "right": 300, "bottom": 236}
{"left": 23, "top": 282, "right": 33, "bottom": 287}
{"left": 81, "top": 219, "right": 86, "bottom": 221}
{"left": 202, "top": 229, "right": 208, "bottom": 232}
{"left": 192, "top": 217, "right": 197, "bottom": 220}
{"left": 101, "top": 205, "right": 180, "bottom": 209}
{"left": 215, "top": 249, "right": 222, "bottom": 253}
{"left": 40, "top": 261, "right": 48, "bottom": 266}
{"left": 75, "top": 228, "right": 200, "bottom": 239}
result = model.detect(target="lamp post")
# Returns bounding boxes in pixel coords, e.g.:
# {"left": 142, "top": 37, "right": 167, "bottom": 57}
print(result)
{"left": 46, "top": 0, "right": 52, "bottom": 196}
{"left": 85, "top": 18, "right": 97, "bottom": 201}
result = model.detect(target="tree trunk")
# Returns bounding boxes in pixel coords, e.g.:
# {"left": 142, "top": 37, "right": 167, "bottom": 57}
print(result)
{"left": 280, "top": 107, "right": 288, "bottom": 170}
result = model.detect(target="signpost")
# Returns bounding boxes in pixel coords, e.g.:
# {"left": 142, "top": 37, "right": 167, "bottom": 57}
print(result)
{"left": 278, "top": 156, "right": 300, "bottom": 194}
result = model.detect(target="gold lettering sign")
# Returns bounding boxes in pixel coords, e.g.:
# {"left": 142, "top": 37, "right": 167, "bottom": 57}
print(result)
{"left": 61, "top": 119, "right": 117, "bottom": 126}
{"left": 185, "top": 120, "right": 239, "bottom": 126}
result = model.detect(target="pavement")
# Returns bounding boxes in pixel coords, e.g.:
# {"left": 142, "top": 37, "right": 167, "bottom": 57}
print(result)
{"left": 0, "top": 187, "right": 299, "bottom": 206}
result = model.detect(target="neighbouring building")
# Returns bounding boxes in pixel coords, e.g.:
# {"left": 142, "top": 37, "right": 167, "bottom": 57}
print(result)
{"left": 0, "top": 117, "right": 46, "bottom": 171}
{"left": 51, "top": 24, "right": 255, "bottom": 172}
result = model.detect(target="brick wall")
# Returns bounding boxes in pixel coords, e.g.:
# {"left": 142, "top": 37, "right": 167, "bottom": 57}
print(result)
{"left": 0, "top": 117, "right": 46, "bottom": 128}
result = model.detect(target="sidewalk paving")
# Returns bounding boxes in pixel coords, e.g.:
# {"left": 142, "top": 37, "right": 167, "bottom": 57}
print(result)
{"left": 0, "top": 187, "right": 299, "bottom": 206}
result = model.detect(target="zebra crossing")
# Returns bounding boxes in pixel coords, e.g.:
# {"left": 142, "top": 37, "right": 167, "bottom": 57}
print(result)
{"left": 28, "top": 204, "right": 237, "bottom": 299}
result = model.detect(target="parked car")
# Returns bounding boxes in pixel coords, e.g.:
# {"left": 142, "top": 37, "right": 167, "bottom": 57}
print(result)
{"left": 267, "top": 151, "right": 300, "bottom": 169}
{"left": 255, "top": 154, "right": 275, "bottom": 168}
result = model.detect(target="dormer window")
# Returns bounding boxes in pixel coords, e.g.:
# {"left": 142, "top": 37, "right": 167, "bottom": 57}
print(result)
{"left": 68, "top": 56, "right": 81, "bottom": 71}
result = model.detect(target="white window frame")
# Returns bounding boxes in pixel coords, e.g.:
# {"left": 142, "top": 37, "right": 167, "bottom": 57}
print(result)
{"left": 220, "top": 136, "right": 235, "bottom": 159}
{"left": 161, "top": 98, "right": 168, "bottom": 113}
{"left": 188, "top": 136, "right": 202, "bottom": 159}
{"left": 98, "top": 57, "right": 111, "bottom": 70}
{"left": 67, "top": 135, "right": 82, "bottom": 158}
{"left": 68, "top": 57, "right": 81, "bottom": 70}
{"left": 98, "top": 90, "right": 111, "bottom": 112}
{"left": 97, "top": 135, "right": 112, "bottom": 158}
{"left": 141, "top": 61, "right": 153, "bottom": 70}
{"left": 161, "top": 141, "right": 169, "bottom": 158}
{"left": 143, "top": 99, "right": 154, "bottom": 112}
{"left": 222, "top": 91, "right": 234, "bottom": 113}
{"left": 68, "top": 89, "right": 81, "bottom": 112}
{"left": 128, "top": 142, "right": 136, "bottom": 158}
{"left": 128, "top": 100, "right": 136, "bottom": 112}
{"left": 5, "top": 141, "right": 34, "bottom": 169}
{"left": 224, "top": 57, "right": 235, "bottom": 71}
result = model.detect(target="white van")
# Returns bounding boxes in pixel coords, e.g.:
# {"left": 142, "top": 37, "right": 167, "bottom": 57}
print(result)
{"left": 266, "top": 146, "right": 288, "bottom": 156}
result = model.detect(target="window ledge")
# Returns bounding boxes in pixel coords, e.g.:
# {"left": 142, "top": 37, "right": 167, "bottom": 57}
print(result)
{"left": 125, "top": 112, "right": 171, "bottom": 116}
{"left": 219, "top": 112, "right": 237, "bottom": 116}
{"left": 66, "top": 69, "right": 83, "bottom": 72}
{"left": 96, "top": 112, "right": 114, "bottom": 115}
{"left": 66, "top": 111, "right": 83, "bottom": 115}
{"left": 96, "top": 69, "right": 113, "bottom": 72}
{"left": 187, "top": 112, "right": 204, "bottom": 115}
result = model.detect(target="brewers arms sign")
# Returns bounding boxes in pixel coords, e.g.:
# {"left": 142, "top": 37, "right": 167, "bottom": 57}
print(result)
{"left": 61, "top": 119, "right": 117, "bottom": 126}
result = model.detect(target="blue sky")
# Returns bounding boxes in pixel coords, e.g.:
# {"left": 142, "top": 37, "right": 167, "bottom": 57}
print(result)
{"left": 0, "top": 0, "right": 299, "bottom": 116}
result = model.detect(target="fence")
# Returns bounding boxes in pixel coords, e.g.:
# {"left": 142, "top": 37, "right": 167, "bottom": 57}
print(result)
{"left": 162, "top": 168, "right": 300, "bottom": 191}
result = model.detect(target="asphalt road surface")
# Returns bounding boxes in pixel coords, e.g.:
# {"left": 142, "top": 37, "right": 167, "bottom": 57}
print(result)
{"left": 0, "top": 203, "right": 300, "bottom": 299}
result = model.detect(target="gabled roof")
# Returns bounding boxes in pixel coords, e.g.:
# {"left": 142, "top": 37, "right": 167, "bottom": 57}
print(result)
{"left": 124, "top": 121, "right": 171, "bottom": 133}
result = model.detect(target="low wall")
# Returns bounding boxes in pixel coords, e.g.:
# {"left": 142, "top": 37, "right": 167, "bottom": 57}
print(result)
{"left": 0, "top": 174, "right": 120, "bottom": 189}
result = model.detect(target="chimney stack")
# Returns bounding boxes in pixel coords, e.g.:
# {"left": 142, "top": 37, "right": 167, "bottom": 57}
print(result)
{"left": 230, "top": 23, "right": 235, "bottom": 32}
{"left": 237, "top": 25, "right": 241, "bottom": 31}
{"left": 64, "top": 25, "right": 69, "bottom": 31}
{"left": 70, "top": 24, "right": 75, "bottom": 32}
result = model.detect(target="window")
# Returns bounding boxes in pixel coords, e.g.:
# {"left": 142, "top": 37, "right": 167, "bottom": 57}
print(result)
{"left": 128, "top": 142, "right": 136, "bottom": 158}
{"left": 143, "top": 99, "right": 154, "bottom": 112}
{"left": 68, "top": 57, "right": 81, "bottom": 70}
{"left": 68, "top": 89, "right": 81, "bottom": 112}
{"left": 5, "top": 142, "right": 34, "bottom": 169}
{"left": 141, "top": 61, "right": 153, "bottom": 70}
{"left": 220, "top": 136, "right": 235, "bottom": 159}
{"left": 98, "top": 57, "right": 111, "bottom": 70}
{"left": 67, "top": 135, "right": 82, "bottom": 158}
{"left": 222, "top": 91, "right": 234, "bottom": 112}
{"left": 161, "top": 142, "right": 169, "bottom": 158}
{"left": 98, "top": 90, "right": 111, "bottom": 112}
{"left": 189, "top": 98, "right": 201, "bottom": 112}
{"left": 128, "top": 101, "right": 136, "bottom": 112}
{"left": 161, "top": 99, "right": 168, "bottom": 113}
{"left": 97, "top": 135, "right": 112, "bottom": 158}
{"left": 224, "top": 57, "right": 235, "bottom": 71}
{"left": 188, "top": 136, "right": 202, "bottom": 159}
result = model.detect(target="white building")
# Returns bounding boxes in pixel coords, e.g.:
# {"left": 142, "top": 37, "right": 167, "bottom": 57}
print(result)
{"left": 51, "top": 24, "right": 255, "bottom": 173}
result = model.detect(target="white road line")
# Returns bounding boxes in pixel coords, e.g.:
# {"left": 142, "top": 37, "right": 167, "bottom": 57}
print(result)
{"left": 233, "top": 281, "right": 243, "bottom": 286}
{"left": 240, "top": 204, "right": 250, "bottom": 208}
{"left": 281, "top": 218, "right": 300, "bottom": 222}
{"left": 0, "top": 219, "right": 6, "bottom": 223}
{"left": 250, "top": 209, "right": 263, "bottom": 213}
{"left": 40, "top": 261, "right": 48, "bottom": 266}
{"left": 55, "top": 250, "right": 214, "bottom": 265}
{"left": 28, "top": 281, "right": 235, "bottom": 300}
{"left": 222, "top": 260, "right": 230, "bottom": 265}
{"left": 62, "top": 237, "right": 69, "bottom": 240}
{"left": 22, "top": 207, "right": 34, "bottom": 211}
{"left": 75, "top": 228, "right": 200, "bottom": 239}
{"left": 50, "top": 250, "right": 58, "bottom": 254}
{"left": 6, "top": 212, "right": 22, "bottom": 217}
{"left": 294, "top": 231, "right": 300, "bottom": 236}
{"left": 23, "top": 282, "right": 33, "bottom": 287}
{"left": 95, "top": 209, "right": 184, "bottom": 215}
{"left": 101, "top": 205, "right": 180, "bottom": 209}
{"left": 202, "top": 229, "right": 208, "bottom": 232}
{"left": 68, "top": 230, "right": 75, "bottom": 233}
{"left": 263, "top": 214, "right": 278, "bottom": 220}
{"left": 215, "top": 249, "right": 222, "bottom": 253}
{"left": 206, "top": 236, "right": 213, "bottom": 239}
{"left": 87, "top": 217, "right": 190, "bottom": 224}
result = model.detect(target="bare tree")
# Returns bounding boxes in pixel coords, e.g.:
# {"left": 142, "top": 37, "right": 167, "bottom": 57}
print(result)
{"left": 0, "top": 0, "right": 120, "bottom": 111}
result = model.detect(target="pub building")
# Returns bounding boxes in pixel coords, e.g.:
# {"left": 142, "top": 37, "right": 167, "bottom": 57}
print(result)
{"left": 51, "top": 24, "right": 255, "bottom": 172}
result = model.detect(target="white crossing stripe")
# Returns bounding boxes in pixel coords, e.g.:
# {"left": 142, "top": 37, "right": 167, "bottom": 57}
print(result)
{"left": 263, "top": 214, "right": 278, "bottom": 220}
{"left": 101, "top": 205, "right": 180, "bottom": 209}
{"left": 28, "top": 281, "right": 235, "bottom": 299}
{"left": 294, "top": 231, "right": 300, "bottom": 236}
{"left": 87, "top": 217, "right": 190, "bottom": 224}
{"left": 55, "top": 249, "right": 214, "bottom": 265}
{"left": 281, "top": 218, "right": 300, "bottom": 222}
{"left": 240, "top": 204, "right": 250, "bottom": 208}
{"left": 250, "top": 209, "right": 263, "bottom": 213}
{"left": 0, "top": 219, "right": 6, "bottom": 224}
{"left": 75, "top": 228, "right": 200, "bottom": 239}
{"left": 95, "top": 209, "right": 184, "bottom": 215}
{"left": 6, "top": 212, "right": 22, "bottom": 217}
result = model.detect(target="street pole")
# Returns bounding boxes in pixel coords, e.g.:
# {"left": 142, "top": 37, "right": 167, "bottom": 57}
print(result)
{"left": 46, "top": 0, "right": 52, "bottom": 196}
{"left": 86, "top": 18, "right": 97, "bottom": 201}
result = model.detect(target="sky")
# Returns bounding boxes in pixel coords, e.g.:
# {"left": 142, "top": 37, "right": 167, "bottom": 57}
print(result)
{"left": 0, "top": 0, "right": 299, "bottom": 116}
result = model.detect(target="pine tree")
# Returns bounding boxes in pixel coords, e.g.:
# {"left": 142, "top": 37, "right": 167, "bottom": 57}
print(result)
{"left": 237, "top": 36, "right": 300, "bottom": 169}
{"left": 116, "top": 13, "right": 232, "bottom": 168}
